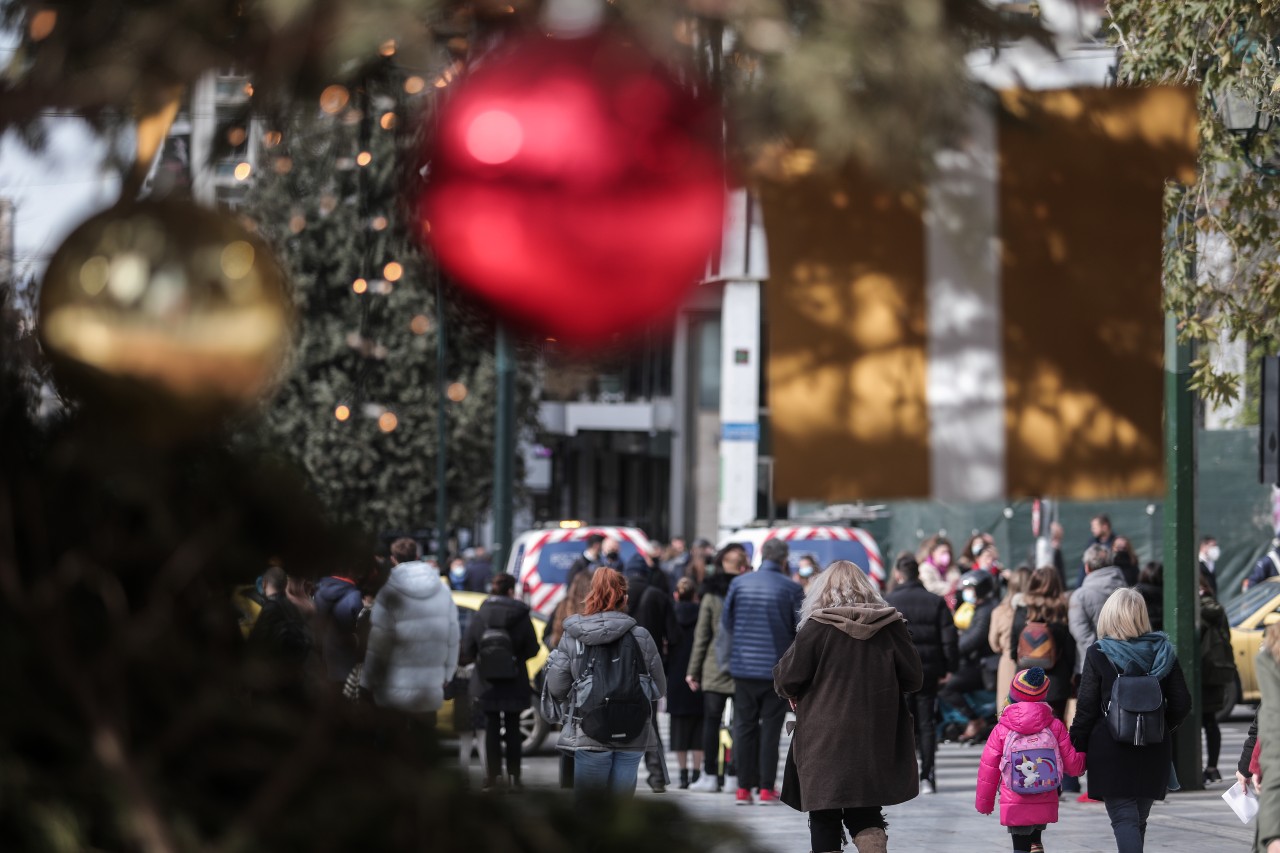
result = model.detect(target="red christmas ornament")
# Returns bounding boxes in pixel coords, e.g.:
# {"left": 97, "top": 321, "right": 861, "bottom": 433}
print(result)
{"left": 419, "top": 30, "right": 726, "bottom": 346}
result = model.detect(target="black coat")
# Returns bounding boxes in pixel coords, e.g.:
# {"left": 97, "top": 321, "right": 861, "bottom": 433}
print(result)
{"left": 1007, "top": 606, "right": 1075, "bottom": 703}
{"left": 954, "top": 598, "right": 999, "bottom": 687}
{"left": 1135, "top": 583, "right": 1163, "bottom": 632}
{"left": 564, "top": 553, "right": 598, "bottom": 591}
{"left": 958, "top": 599, "right": 998, "bottom": 668}
{"left": 627, "top": 570, "right": 682, "bottom": 662}
{"left": 1069, "top": 644, "right": 1192, "bottom": 800}
{"left": 885, "top": 581, "right": 957, "bottom": 684}
{"left": 461, "top": 596, "right": 540, "bottom": 713}
{"left": 462, "top": 558, "right": 492, "bottom": 593}
{"left": 247, "top": 593, "right": 313, "bottom": 672}
{"left": 665, "top": 600, "right": 703, "bottom": 716}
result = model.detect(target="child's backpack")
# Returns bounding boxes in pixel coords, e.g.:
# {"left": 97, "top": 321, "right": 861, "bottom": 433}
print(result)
{"left": 477, "top": 626, "right": 520, "bottom": 681}
{"left": 575, "top": 632, "right": 651, "bottom": 744}
{"left": 1105, "top": 665, "right": 1166, "bottom": 746}
{"left": 1016, "top": 621, "right": 1058, "bottom": 670}
{"left": 1001, "top": 728, "right": 1063, "bottom": 795}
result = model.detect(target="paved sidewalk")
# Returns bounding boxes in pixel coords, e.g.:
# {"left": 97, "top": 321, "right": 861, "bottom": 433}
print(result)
{"left": 658, "top": 763, "right": 1256, "bottom": 853}
{"left": 475, "top": 716, "right": 1257, "bottom": 852}
{"left": 647, "top": 722, "right": 1257, "bottom": 853}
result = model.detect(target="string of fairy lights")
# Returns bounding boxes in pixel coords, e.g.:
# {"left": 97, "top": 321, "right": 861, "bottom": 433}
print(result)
{"left": 228, "top": 40, "right": 470, "bottom": 435}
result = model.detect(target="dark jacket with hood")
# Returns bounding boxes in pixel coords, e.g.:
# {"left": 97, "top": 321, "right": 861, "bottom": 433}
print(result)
{"left": 885, "top": 580, "right": 957, "bottom": 684}
{"left": 958, "top": 597, "right": 1000, "bottom": 679}
{"left": 461, "top": 594, "right": 540, "bottom": 713}
{"left": 665, "top": 600, "right": 703, "bottom": 717}
{"left": 313, "top": 576, "right": 365, "bottom": 682}
{"left": 1069, "top": 633, "right": 1193, "bottom": 800}
{"left": 722, "top": 560, "right": 804, "bottom": 681}
{"left": 774, "top": 604, "right": 923, "bottom": 811}
{"left": 626, "top": 561, "right": 682, "bottom": 664}
{"left": 625, "top": 552, "right": 671, "bottom": 595}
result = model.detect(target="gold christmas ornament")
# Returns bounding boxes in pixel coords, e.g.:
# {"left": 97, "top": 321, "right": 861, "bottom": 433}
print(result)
{"left": 39, "top": 199, "right": 292, "bottom": 420}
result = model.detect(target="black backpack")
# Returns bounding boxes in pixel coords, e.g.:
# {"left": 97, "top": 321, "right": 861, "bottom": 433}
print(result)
{"left": 477, "top": 626, "right": 520, "bottom": 681}
{"left": 576, "top": 631, "right": 651, "bottom": 744}
{"left": 1104, "top": 662, "right": 1166, "bottom": 746}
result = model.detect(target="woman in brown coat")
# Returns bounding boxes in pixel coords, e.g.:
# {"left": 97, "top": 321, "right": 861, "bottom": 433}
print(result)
{"left": 774, "top": 561, "right": 924, "bottom": 853}
{"left": 989, "top": 565, "right": 1032, "bottom": 713}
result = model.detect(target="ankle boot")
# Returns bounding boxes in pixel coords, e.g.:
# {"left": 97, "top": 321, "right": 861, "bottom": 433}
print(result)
{"left": 852, "top": 827, "right": 887, "bottom": 853}
{"left": 679, "top": 769, "right": 690, "bottom": 789}
{"left": 690, "top": 770, "right": 700, "bottom": 785}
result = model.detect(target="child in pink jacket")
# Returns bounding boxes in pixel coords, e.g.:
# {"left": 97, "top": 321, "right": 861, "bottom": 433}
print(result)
{"left": 975, "top": 667, "right": 1086, "bottom": 853}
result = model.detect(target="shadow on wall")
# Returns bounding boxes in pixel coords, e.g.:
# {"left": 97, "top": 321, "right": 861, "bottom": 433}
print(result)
{"left": 763, "top": 86, "right": 1198, "bottom": 504}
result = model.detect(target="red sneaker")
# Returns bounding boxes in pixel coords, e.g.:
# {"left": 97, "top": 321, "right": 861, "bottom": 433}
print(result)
{"left": 1076, "top": 793, "right": 1101, "bottom": 803}
{"left": 735, "top": 788, "right": 754, "bottom": 806}
{"left": 758, "top": 789, "right": 781, "bottom": 804}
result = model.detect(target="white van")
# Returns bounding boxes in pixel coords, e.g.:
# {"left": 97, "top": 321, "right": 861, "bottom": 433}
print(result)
{"left": 506, "top": 523, "right": 653, "bottom": 616}
{"left": 720, "top": 524, "right": 886, "bottom": 588}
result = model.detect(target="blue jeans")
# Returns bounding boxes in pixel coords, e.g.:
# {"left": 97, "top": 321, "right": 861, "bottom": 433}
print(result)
{"left": 573, "top": 750, "right": 643, "bottom": 797}
{"left": 1104, "top": 797, "right": 1154, "bottom": 853}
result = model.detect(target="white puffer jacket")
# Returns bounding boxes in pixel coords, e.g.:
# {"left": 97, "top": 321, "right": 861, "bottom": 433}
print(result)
{"left": 360, "top": 562, "right": 459, "bottom": 713}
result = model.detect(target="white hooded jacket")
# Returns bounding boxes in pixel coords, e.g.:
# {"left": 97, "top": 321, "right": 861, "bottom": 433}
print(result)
{"left": 360, "top": 561, "right": 460, "bottom": 713}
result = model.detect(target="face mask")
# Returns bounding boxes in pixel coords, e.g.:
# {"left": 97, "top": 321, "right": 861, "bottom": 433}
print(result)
{"left": 1114, "top": 551, "right": 1133, "bottom": 568}
{"left": 799, "top": 565, "right": 814, "bottom": 578}
{"left": 961, "top": 588, "right": 977, "bottom": 604}
{"left": 450, "top": 565, "right": 466, "bottom": 578}
{"left": 934, "top": 552, "right": 951, "bottom": 569}
{"left": 1206, "top": 546, "right": 1221, "bottom": 563}
{"left": 606, "top": 551, "right": 620, "bottom": 561}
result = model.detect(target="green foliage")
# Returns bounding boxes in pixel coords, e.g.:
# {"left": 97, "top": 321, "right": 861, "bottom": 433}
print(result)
{"left": 242, "top": 70, "right": 536, "bottom": 538}
{"left": 0, "top": 0, "right": 1042, "bottom": 176}
{"left": 1112, "top": 1, "right": 1280, "bottom": 405}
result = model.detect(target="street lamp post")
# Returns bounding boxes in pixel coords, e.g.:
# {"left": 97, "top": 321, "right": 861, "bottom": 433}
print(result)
{"left": 1164, "top": 307, "right": 1201, "bottom": 791}
{"left": 435, "top": 268, "right": 449, "bottom": 565}
{"left": 493, "top": 322, "right": 516, "bottom": 577}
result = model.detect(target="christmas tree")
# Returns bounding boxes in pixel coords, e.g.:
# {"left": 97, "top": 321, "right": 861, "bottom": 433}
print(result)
{"left": 241, "top": 61, "right": 537, "bottom": 540}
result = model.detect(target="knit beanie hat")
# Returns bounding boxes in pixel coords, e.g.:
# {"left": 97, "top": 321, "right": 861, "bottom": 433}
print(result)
{"left": 1009, "top": 667, "right": 1050, "bottom": 703}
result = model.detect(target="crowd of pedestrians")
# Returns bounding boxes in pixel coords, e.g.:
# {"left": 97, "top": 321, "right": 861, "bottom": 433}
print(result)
{"left": 235, "top": 522, "right": 1280, "bottom": 853}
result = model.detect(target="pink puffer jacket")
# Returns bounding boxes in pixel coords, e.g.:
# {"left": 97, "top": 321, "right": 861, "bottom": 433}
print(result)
{"left": 975, "top": 701, "right": 1086, "bottom": 826}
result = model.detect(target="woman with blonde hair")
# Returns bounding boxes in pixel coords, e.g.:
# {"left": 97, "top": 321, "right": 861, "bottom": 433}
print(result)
{"left": 774, "top": 561, "right": 923, "bottom": 853}
{"left": 1069, "top": 588, "right": 1192, "bottom": 853}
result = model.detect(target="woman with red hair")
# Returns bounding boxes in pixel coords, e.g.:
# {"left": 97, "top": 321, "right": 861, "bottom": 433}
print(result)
{"left": 545, "top": 568, "right": 666, "bottom": 797}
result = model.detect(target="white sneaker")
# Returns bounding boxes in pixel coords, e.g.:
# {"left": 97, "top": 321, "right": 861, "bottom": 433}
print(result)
{"left": 687, "top": 774, "right": 721, "bottom": 793}
{"left": 919, "top": 779, "right": 935, "bottom": 795}
{"left": 724, "top": 775, "right": 738, "bottom": 792}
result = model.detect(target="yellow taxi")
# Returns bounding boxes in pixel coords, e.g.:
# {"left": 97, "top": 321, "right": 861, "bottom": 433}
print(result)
{"left": 1228, "top": 576, "right": 1280, "bottom": 705}
{"left": 447, "top": 590, "right": 553, "bottom": 751}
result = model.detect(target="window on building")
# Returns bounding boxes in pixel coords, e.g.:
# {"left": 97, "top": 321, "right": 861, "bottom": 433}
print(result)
{"left": 696, "top": 317, "right": 721, "bottom": 410}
